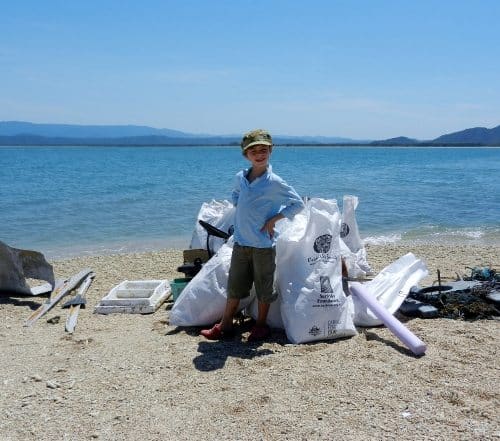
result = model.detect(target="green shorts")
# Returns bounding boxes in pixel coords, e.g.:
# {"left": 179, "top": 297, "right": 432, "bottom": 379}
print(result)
{"left": 227, "top": 244, "right": 277, "bottom": 303}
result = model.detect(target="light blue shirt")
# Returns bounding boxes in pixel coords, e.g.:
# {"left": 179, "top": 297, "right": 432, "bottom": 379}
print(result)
{"left": 232, "top": 165, "right": 304, "bottom": 248}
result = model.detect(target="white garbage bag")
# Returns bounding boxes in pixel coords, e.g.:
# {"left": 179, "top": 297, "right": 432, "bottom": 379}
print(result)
{"left": 277, "top": 198, "right": 357, "bottom": 344}
{"left": 189, "top": 200, "right": 235, "bottom": 255}
{"left": 352, "top": 253, "right": 428, "bottom": 327}
{"left": 181, "top": 197, "right": 427, "bottom": 335}
{"left": 339, "top": 238, "right": 367, "bottom": 280}
{"left": 169, "top": 238, "right": 255, "bottom": 327}
{"left": 340, "top": 195, "right": 364, "bottom": 252}
{"left": 340, "top": 195, "right": 372, "bottom": 276}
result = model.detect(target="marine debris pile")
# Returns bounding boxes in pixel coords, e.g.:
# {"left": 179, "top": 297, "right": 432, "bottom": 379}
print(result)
{"left": 405, "top": 266, "right": 500, "bottom": 320}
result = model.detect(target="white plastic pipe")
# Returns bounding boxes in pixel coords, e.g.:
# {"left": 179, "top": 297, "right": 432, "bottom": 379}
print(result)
{"left": 349, "top": 282, "right": 427, "bottom": 356}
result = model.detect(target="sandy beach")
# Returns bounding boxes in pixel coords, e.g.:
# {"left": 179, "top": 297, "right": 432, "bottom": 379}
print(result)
{"left": 1, "top": 243, "right": 499, "bottom": 440}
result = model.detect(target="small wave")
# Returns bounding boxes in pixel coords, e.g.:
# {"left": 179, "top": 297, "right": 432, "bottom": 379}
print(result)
{"left": 377, "top": 226, "right": 500, "bottom": 246}
{"left": 429, "top": 229, "right": 484, "bottom": 240}
{"left": 363, "top": 234, "right": 402, "bottom": 246}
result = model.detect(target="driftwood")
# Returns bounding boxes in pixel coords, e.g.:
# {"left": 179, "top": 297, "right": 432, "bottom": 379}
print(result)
{"left": 24, "top": 268, "right": 92, "bottom": 327}
{"left": 0, "top": 241, "right": 55, "bottom": 295}
{"left": 64, "top": 272, "right": 95, "bottom": 333}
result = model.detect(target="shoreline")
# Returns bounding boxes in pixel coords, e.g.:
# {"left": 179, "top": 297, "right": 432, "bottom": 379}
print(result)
{"left": 24, "top": 232, "right": 500, "bottom": 262}
{"left": 1, "top": 242, "right": 499, "bottom": 440}
{"left": 47, "top": 242, "right": 500, "bottom": 286}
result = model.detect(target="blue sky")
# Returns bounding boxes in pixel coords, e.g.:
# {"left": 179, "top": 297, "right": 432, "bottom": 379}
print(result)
{"left": 1, "top": 1, "right": 499, "bottom": 139}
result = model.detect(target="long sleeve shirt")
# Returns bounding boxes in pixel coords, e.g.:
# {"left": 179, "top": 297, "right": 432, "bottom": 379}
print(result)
{"left": 231, "top": 165, "right": 304, "bottom": 248}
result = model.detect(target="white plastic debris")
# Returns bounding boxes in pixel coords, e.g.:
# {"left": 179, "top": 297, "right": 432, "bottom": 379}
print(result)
{"left": 94, "top": 280, "right": 170, "bottom": 314}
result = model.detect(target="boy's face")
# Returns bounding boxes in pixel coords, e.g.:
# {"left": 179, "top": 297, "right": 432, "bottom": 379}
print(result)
{"left": 245, "top": 144, "right": 271, "bottom": 168}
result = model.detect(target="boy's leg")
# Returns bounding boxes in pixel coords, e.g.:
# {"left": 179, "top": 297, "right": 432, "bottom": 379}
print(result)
{"left": 200, "top": 244, "right": 253, "bottom": 339}
{"left": 248, "top": 300, "right": 272, "bottom": 341}
{"left": 225, "top": 244, "right": 253, "bottom": 326}
{"left": 200, "top": 298, "right": 240, "bottom": 339}
{"left": 255, "top": 302, "right": 271, "bottom": 327}
{"left": 220, "top": 298, "right": 240, "bottom": 330}
{"left": 249, "top": 247, "right": 276, "bottom": 341}
{"left": 252, "top": 247, "right": 277, "bottom": 308}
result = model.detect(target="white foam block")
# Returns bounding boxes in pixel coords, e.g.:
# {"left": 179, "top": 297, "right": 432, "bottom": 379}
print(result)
{"left": 30, "top": 282, "right": 54, "bottom": 296}
{"left": 94, "top": 280, "right": 170, "bottom": 314}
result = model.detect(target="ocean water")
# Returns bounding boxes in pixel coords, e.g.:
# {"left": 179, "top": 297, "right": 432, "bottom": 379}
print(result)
{"left": 1, "top": 146, "right": 499, "bottom": 259}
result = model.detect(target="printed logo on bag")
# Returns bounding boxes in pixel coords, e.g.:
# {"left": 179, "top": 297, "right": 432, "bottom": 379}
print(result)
{"left": 308, "top": 325, "right": 321, "bottom": 337}
{"left": 340, "top": 223, "right": 350, "bottom": 238}
{"left": 313, "top": 276, "right": 342, "bottom": 308}
{"left": 307, "top": 234, "right": 339, "bottom": 265}
{"left": 320, "top": 276, "right": 333, "bottom": 293}
{"left": 313, "top": 234, "right": 332, "bottom": 253}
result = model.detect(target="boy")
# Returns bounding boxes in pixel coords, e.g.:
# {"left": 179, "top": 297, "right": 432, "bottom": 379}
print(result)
{"left": 201, "top": 129, "right": 304, "bottom": 341}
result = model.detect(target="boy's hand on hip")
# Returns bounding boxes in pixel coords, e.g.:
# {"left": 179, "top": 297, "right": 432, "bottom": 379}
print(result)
{"left": 261, "top": 214, "right": 285, "bottom": 238}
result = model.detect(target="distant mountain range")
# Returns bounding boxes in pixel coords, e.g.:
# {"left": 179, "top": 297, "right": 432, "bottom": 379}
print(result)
{"left": 432, "top": 125, "right": 500, "bottom": 145}
{"left": 370, "top": 126, "right": 500, "bottom": 146}
{"left": 0, "top": 121, "right": 499, "bottom": 146}
{"left": 0, "top": 121, "right": 191, "bottom": 138}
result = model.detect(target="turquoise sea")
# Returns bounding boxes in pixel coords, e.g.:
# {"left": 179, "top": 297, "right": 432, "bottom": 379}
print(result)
{"left": 1, "top": 146, "right": 499, "bottom": 259}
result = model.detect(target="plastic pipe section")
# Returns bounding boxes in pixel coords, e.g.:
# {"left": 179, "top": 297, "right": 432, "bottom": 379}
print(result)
{"left": 349, "top": 282, "right": 427, "bottom": 356}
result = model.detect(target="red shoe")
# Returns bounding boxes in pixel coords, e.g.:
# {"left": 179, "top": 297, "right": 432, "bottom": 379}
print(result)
{"left": 248, "top": 324, "right": 270, "bottom": 342}
{"left": 200, "top": 323, "right": 234, "bottom": 340}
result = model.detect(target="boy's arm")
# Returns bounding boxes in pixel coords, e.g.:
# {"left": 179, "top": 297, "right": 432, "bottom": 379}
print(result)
{"left": 278, "top": 184, "right": 305, "bottom": 220}
{"left": 261, "top": 182, "right": 304, "bottom": 237}
{"left": 231, "top": 188, "right": 239, "bottom": 206}
{"left": 260, "top": 213, "right": 285, "bottom": 238}
{"left": 231, "top": 173, "right": 241, "bottom": 206}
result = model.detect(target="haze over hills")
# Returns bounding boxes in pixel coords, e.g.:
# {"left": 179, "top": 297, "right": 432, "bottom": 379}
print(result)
{"left": 0, "top": 121, "right": 499, "bottom": 146}
{"left": 0, "top": 121, "right": 359, "bottom": 145}
{"left": 0, "top": 121, "right": 192, "bottom": 138}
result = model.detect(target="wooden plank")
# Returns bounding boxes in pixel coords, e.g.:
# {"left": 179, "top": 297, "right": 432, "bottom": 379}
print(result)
{"left": 65, "top": 273, "right": 95, "bottom": 333}
{"left": 24, "top": 268, "right": 92, "bottom": 327}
